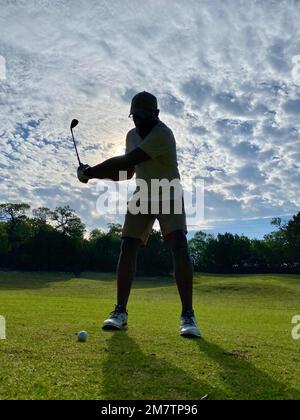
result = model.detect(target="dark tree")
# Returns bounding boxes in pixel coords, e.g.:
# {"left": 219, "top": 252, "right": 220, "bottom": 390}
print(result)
{"left": 51, "top": 206, "right": 86, "bottom": 239}
{"left": 0, "top": 202, "right": 299, "bottom": 275}
{"left": 0, "top": 203, "right": 31, "bottom": 267}
{"left": 138, "top": 230, "right": 172, "bottom": 276}
{"left": 283, "top": 212, "right": 300, "bottom": 264}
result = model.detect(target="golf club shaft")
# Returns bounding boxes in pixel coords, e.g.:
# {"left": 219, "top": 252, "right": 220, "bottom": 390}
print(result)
{"left": 71, "top": 129, "right": 82, "bottom": 166}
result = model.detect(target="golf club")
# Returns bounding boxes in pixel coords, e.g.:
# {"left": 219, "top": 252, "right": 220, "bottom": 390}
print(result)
{"left": 70, "top": 119, "right": 82, "bottom": 167}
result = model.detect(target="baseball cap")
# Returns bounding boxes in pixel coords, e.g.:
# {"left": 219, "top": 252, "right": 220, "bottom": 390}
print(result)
{"left": 129, "top": 91, "right": 158, "bottom": 118}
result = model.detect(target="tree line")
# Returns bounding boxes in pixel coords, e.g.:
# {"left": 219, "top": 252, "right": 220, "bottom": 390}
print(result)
{"left": 0, "top": 203, "right": 299, "bottom": 275}
{"left": 0, "top": 203, "right": 172, "bottom": 275}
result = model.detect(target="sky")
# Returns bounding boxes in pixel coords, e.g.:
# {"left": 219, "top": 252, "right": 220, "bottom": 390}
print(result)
{"left": 0, "top": 0, "right": 300, "bottom": 239}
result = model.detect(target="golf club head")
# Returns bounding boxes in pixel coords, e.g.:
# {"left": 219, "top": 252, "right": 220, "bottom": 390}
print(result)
{"left": 70, "top": 119, "right": 79, "bottom": 130}
{"left": 70, "top": 119, "right": 82, "bottom": 166}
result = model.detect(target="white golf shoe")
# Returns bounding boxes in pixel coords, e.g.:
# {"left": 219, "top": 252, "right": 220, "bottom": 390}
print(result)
{"left": 102, "top": 305, "right": 128, "bottom": 330}
{"left": 180, "top": 310, "right": 201, "bottom": 338}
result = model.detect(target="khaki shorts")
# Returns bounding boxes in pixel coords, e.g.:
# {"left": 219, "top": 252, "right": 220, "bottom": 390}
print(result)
{"left": 122, "top": 200, "right": 188, "bottom": 246}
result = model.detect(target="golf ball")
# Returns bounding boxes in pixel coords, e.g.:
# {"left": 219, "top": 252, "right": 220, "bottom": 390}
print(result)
{"left": 77, "top": 331, "right": 88, "bottom": 342}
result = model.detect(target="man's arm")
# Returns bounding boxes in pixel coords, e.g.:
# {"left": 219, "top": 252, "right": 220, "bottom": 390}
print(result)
{"left": 84, "top": 148, "right": 151, "bottom": 181}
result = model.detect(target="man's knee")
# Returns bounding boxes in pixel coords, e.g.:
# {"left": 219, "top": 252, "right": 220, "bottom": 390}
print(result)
{"left": 120, "top": 237, "right": 142, "bottom": 257}
{"left": 165, "top": 230, "right": 188, "bottom": 253}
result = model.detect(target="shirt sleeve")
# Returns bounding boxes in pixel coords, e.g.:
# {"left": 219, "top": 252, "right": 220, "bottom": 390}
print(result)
{"left": 125, "top": 132, "right": 132, "bottom": 154}
{"left": 138, "top": 126, "right": 174, "bottom": 159}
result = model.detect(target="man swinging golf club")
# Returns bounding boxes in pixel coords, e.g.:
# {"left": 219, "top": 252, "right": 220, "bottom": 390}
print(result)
{"left": 77, "top": 91, "right": 201, "bottom": 338}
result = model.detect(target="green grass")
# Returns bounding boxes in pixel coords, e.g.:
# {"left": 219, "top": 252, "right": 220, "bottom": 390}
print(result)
{"left": 0, "top": 271, "right": 299, "bottom": 400}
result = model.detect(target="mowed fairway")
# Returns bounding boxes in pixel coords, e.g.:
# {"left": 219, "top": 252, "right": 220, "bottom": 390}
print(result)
{"left": 0, "top": 271, "right": 299, "bottom": 400}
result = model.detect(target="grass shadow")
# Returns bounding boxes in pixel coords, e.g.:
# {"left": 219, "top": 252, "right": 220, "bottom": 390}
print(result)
{"left": 194, "top": 339, "right": 300, "bottom": 400}
{"left": 0, "top": 271, "right": 176, "bottom": 291}
{"left": 101, "top": 332, "right": 217, "bottom": 400}
{"left": 0, "top": 271, "right": 76, "bottom": 290}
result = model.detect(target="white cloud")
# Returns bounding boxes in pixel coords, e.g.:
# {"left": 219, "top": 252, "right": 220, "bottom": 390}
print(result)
{"left": 0, "top": 55, "right": 5, "bottom": 80}
{"left": 0, "top": 0, "right": 300, "bottom": 233}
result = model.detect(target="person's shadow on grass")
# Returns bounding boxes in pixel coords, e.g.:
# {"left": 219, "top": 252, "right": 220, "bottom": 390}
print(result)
{"left": 102, "top": 333, "right": 300, "bottom": 400}
{"left": 101, "top": 332, "right": 218, "bottom": 400}
{"left": 193, "top": 339, "right": 300, "bottom": 400}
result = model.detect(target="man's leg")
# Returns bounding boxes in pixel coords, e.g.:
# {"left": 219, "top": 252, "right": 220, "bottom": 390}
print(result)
{"left": 165, "top": 230, "right": 201, "bottom": 337}
{"left": 117, "top": 237, "right": 142, "bottom": 308}
{"left": 165, "top": 230, "right": 193, "bottom": 313}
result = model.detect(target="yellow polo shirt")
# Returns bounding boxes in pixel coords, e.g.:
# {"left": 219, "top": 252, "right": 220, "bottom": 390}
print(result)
{"left": 125, "top": 121, "right": 181, "bottom": 201}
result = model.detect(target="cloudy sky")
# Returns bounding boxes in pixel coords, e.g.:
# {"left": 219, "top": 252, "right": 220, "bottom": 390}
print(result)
{"left": 1, "top": 0, "right": 300, "bottom": 238}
